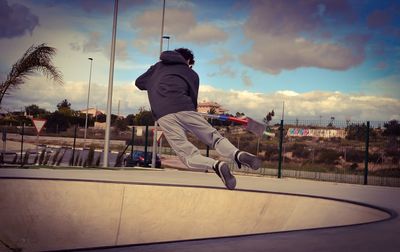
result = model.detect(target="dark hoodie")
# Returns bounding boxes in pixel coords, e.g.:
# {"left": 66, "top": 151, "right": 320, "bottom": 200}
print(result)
{"left": 135, "top": 51, "right": 199, "bottom": 120}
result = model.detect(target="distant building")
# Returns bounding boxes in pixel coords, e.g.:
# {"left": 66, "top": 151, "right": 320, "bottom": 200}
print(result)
{"left": 80, "top": 108, "right": 104, "bottom": 117}
{"left": 197, "top": 101, "right": 228, "bottom": 114}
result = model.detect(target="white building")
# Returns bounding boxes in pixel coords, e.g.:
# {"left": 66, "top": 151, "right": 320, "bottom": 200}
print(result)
{"left": 79, "top": 108, "right": 105, "bottom": 117}
{"left": 197, "top": 101, "right": 228, "bottom": 114}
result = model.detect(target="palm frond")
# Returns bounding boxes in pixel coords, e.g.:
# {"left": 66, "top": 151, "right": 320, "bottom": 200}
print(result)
{"left": 0, "top": 43, "right": 63, "bottom": 104}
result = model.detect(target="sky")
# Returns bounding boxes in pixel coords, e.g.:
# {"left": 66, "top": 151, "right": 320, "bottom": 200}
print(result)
{"left": 0, "top": 0, "right": 399, "bottom": 122}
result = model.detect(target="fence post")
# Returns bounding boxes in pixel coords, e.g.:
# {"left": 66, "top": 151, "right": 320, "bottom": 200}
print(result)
{"left": 278, "top": 119, "right": 284, "bottom": 178}
{"left": 206, "top": 119, "right": 213, "bottom": 157}
{"left": 20, "top": 123, "right": 25, "bottom": 168}
{"left": 130, "top": 126, "right": 135, "bottom": 156}
{"left": 144, "top": 125, "right": 149, "bottom": 167}
{"left": 364, "top": 121, "right": 370, "bottom": 185}
{"left": 71, "top": 124, "right": 77, "bottom": 166}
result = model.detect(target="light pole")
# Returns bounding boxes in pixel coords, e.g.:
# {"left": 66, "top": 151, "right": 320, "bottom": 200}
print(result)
{"left": 162, "top": 35, "right": 170, "bottom": 50}
{"left": 151, "top": 0, "right": 166, "bottom": 168}
{"left": 84, "top": 57, "right": 93, "bottom": 149}
{"left": 103, "top": 0, "right": 118, "bottom": 167}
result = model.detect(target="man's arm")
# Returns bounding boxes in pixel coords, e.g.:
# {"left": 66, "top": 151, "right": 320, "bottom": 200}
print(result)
{"left": 188, "top": 74, "right": 199, "bottom": 110}
{"left": 135, "top": 65, "right": 155, "bottom": 90}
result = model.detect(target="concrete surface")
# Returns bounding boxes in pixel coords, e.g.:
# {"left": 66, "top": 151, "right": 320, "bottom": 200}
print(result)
{"left": 0, "top": 168, "right": 399, "bottom": 252}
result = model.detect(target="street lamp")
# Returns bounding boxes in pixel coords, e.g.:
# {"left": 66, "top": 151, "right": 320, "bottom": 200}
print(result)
{"left": 84, "top": 57, "right": 93, "bottom": 148}
{"left": 162, "top": 35, "right": 170, "bottom": 50}
{"left": 103, "top": 0, "right": 119, "bottom": 167}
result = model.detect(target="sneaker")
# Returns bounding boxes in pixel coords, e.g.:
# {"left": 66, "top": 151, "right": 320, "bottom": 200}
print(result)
{"left": 213, "top": 161, "right": 236, "bottom": 190}
{"left": 234, "top": 151, "right": 262, "bottom": 170}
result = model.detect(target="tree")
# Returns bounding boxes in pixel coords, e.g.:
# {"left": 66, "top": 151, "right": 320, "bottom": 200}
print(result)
{"left": 346, "top": 124, "right": 367, "bottom": 141}
{"left": 346, "top": 123, "right": 377, "bottom": 141}
{"left": 25, "top": 104, "right": 48, "bottom": 118}
{"left": 45, "top": 111, "right": 70, "bottom": 133}
{"left": 57, "top": 99, "right": 71, "bottom": 110}
{"left": 0, "top": 44, "right": 62, "bottom": 105}
{"left": 45, "top": 99, "right": 78, "bottom": 132}
{"left": 95, "top": 113, "right": 119, "bottom": 125}
{"left": 56, "top": 99, "right": 77, "bottom": 117}
{"left": 96, "top": 113, "right": 105, "bottom": 122}
{"left": 135, "top": 108, "right": 154, "bottom": 126}
{"left": 125, "top": 114, "right": 135, "bottom": 126}
{"left": 114, "top": 118, "right": 128, "bottom": 132}
{"left": 383, "top": 120, "right": 400, "bottom": 137}
{"left": 383, "top": 120, "right": 400, "bottom": 160}
{"left": 263, "top": 110, "right": 275, "bottom": 124}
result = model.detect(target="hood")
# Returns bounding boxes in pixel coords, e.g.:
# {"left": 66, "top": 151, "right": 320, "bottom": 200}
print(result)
{"left": 159, "top": 51, "right": 187, "bottom": 65}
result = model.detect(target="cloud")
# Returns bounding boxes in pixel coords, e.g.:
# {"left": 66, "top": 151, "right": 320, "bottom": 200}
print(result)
{"left": 240, "top": 0, "right": 366, "bottom": 74}
{"left": 114, "top": 40, "right": 129, "bottom": 61}
{"left": 131, "top": 8, "right": 194, "bottom": 38}
{"left": 198, "top": 85, "right": 400, "bottom": 121}
{"left": 363, "top": 74, "right": 400, "bottom": 99}
{"left": 209, "top": 49, "right": 235, "bottom": 65}
{"left": 3, "top": 77, "right": 399, "bottom": 121}
{"left": 179, "top": 23, "right": 228, "bottom": 44}
{"left": 131, "top": 8, "right": 227, "bottom": 45}
{"left": 367, "top": 9, "right": 392, "bottom": 29}
{"left": 83, "top": 32, "right": 102, "bottom": 53}
{"left": 132, "top": 38, "right": 152, "bottom": 54}
{"left": 207, "top": 66, "right": 236, "bottom": 78}
{"left": 0, "top": 0, "right": 39, "bottom": 38}
{"left": 100, "top": 39, "right": 129, "bottom": 62}
{"left": 1, "top": 76, "right": 148, "bottom": 115}
{"left": 241, "top": 71, "right": 252, "bottom": 87}
{"left": 367, "top": 5, "right": 400, "bottom": 38}
{"left": 69, "top": 42, "right": 81, "bottom": 51}
{"left": 207, "top": 49, "right": 237, "bottom": 78}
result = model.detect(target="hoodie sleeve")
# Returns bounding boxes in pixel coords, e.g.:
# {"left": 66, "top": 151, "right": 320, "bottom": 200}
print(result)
{"left": 135, "top": 65, "right": 156, "bottom": 90}
{"left": 188, "top": 72, "right": 199, "bottom": 110}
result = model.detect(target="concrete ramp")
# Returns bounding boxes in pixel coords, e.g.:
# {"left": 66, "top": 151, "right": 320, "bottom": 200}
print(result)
{"left": 0, "top": 179, "right": 390, "bottom": 251}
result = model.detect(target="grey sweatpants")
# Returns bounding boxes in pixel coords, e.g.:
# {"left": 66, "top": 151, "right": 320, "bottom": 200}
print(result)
{"left": 157, "top": 111, "right": 238, "bottom": 170}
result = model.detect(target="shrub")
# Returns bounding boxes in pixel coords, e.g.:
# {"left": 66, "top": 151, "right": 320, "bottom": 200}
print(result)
{"left": 316, "top": 148, "right": 341, "bottom": 164}
{"left": 291, "top": 143, "right": 311, "bottom": 159}
{"left": 345, "top": 149, "right": 364, "bottom": 163}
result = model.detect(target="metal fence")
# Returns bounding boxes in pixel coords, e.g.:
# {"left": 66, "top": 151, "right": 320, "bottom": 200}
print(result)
{"left": 228, "top": 119, "right": 400, "bottom": 187}
{"left": 1, "top": 119, "right": 399, "bottom": 187}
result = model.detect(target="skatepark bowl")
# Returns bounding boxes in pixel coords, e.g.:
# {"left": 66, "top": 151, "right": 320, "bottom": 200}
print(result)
{"left": 0, "top": 178, "right": 391, "bottom": 251}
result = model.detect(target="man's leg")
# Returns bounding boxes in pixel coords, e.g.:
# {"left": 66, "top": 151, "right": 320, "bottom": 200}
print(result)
{"left": 158, "top": 113, "right": 236, "bottom": 190}
{"left": 176, "top": 111, "right": 261, "bottom": 170}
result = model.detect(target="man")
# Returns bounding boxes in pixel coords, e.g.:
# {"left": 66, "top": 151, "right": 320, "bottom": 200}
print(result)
{"left": 135, "top": 48, "right": 261, "bottom": 190}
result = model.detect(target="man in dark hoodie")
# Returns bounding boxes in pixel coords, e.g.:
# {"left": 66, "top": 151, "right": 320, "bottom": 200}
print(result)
{"left": 135, "top": 48, "right": 261, "bottom": 190}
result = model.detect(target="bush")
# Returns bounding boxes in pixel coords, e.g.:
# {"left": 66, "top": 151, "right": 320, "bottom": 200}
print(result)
{"left": 369, "top": 152, "right": 382, "bottom": 164}
{"left": 345, "top": 149, "right": 364, "bottom": 163}
{"left": 263, "top": 145, "right": 279, "bottom": 161}
{"left": 291, "top": 143, "right": 311, "bottom": 159}
{"left": 316, "top": 148, "right": 341, "bottom": 164}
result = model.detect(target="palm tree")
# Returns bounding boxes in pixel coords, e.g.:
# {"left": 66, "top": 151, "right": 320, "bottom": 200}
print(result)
{"left": 0, "top": 43, "right": 63, "bottom": 105}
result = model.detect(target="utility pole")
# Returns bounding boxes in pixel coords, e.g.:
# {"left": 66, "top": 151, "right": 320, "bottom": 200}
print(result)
{"left": 151, "top": 0, "right": 166, "bottom": 168}
{"left": 103, "top": 0, "right": 118, "bottom": 168}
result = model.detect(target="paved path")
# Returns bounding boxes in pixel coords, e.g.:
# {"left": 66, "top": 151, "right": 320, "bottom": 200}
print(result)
{"left": 0, "top": 168, "right": 399, "bottom": 251}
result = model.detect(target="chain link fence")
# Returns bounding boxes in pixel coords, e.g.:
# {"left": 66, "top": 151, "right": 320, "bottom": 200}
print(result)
{"left": 1, "top": 119, "right": 399, "bottom": 187}
{"left": 227, "top": 119, "right": 400, "bottom": 187}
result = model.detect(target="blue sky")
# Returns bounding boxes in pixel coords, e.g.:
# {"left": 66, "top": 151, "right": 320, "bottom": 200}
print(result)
{"left": 0, "top": 0, "right": 399, "bottom": 121}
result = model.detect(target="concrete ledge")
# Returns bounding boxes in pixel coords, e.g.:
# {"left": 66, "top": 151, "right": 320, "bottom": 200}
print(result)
{"left": 0, "top": 177, "right": 391, "bottom": 251}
